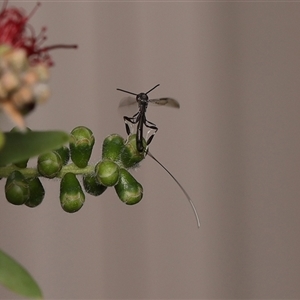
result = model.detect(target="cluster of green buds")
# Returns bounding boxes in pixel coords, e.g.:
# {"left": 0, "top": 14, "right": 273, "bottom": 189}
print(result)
{"left": 2, "top": 126, "right": 147, "bottom": 212}
{"left": 0, "top": 45, "right": 50, "bottom": 129}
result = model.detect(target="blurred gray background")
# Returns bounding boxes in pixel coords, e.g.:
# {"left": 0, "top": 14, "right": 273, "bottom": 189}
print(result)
{"left": 1, "top": 1, "right": 300, "bottom": 299}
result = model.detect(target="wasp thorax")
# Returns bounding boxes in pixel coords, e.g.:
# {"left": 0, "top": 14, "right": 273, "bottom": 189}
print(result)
{"left": 137, "top": 93, "right": 148, "bottom": 103}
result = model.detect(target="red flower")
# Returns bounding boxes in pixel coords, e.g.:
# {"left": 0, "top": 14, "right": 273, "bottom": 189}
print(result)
{"left": 0, "top": 0, "right": 77, "bottom": 66}
{"left": 0, "top": 0, "right": 77, "bottom": 128}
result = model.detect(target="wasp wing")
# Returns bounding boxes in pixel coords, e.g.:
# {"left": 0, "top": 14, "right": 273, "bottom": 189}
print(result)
{"left": 118, "top": 96, "right": 137, "bottom": 108}
{"left": 118, "top": 96, "right": 139, "bottom": 119}
{"left": 148, "top": 98, "right": 180, "bottom": 108}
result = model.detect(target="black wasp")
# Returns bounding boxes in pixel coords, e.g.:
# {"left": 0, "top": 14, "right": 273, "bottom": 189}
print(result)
{"left": 117, "top": 84, "right": 179, "bottom": 152}
{"left": 117, "top": 84, "right": 200, "bottom": 228}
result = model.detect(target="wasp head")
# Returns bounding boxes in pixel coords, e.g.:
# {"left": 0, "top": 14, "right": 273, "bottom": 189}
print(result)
{"left": 136, "top": 92, "right": 149, "bottom": 107}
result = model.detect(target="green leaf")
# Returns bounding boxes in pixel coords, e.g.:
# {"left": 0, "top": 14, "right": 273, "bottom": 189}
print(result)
{"left": 0, "top": 131, "right": 5, "bottom": 151}
{"left": 0, "top": 131, "right": 70, "bottom": 166}
{"left": 0, "top": 249, "right": 43, "bottom": 299}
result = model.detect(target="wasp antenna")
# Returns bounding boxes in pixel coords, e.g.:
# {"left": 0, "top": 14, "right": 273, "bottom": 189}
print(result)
{"left": 116, "top": 88, "right": 137, "bottom": 96}
{"left": 147, "top": 151, "right": 201, "bottom": 228}
{"left": 146, "top": 84, "right": 160, "bottom": 95}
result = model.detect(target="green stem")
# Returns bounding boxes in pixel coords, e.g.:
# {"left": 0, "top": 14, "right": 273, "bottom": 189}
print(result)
{"left": 0, "top": 166, "right": 38, "bottom": 178}
{"left": 58, "top": 163, "right": 94, "bottom": 178}
{"left": 0, "top": 163, "right": 95, "bottom": 179}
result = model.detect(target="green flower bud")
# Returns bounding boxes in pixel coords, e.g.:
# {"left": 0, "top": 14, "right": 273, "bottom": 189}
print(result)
{"left": 25, "top": 177, "right": 45, "bottom": 208}
{"left": 5, "top": 170, "right": 30, "bottom": 205}
{"left": 37, "top": 151, "right": 63, "bottom": 178}
{"left": 83, "top": 174, "right": 107, "bottom": 196}
{"left": 121, "top": 134, "right": 146, "bottom": 168}
{"left": 114, "top": 168, "right": 143, "bottom": 205}
{"left": 60, "top": 173, "right": 85, "bottom": 213}
{"left": 70, "top": 126, "right": 95, "bottom": 168}
{"left": 95, "top": 160, "right": 120, "bottom": 187}
{"left": 54, "top": 146, "right": 70, "bottom": 165}
{"left": 102, "top": 134, "right": 125, "bottom": 162}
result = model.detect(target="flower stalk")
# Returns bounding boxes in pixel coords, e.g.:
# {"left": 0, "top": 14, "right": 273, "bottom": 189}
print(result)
{"left": 0, "top": 126, "right": 147, "bottom": 211}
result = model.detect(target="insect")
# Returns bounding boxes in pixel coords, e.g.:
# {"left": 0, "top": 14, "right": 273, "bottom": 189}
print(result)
{"left": 117, "top": 84, "right": 179, "bottom": 152}
{"left": 117, "top": 84, "right": 201, "bottom": 228}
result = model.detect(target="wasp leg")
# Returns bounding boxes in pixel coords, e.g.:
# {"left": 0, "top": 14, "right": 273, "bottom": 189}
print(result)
{"left": 144, "top": 118, "right": 158, "bottom": 146}
{"left": 124, "top": 112, "right": 139, "bottom": 135}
